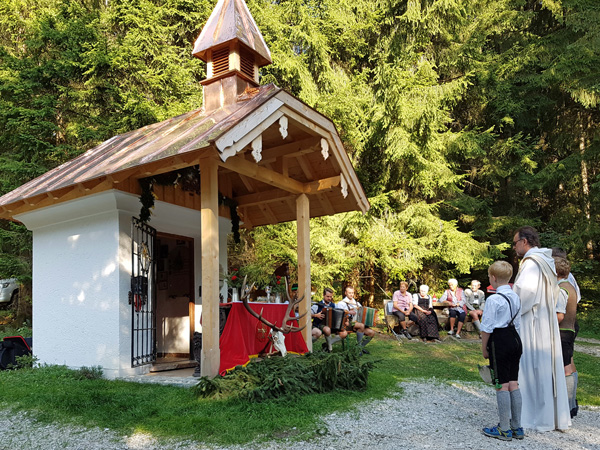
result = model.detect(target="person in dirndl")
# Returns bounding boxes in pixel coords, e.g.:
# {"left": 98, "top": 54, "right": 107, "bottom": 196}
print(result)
{"left": 410, "top": 284, "right": 440, "bottom": 342}
{"left": 481, "top": 261, "right": 523, "bottom": 441}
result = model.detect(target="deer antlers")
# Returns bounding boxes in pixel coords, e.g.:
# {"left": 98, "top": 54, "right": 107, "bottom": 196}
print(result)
{"left": 241, "top": 276, "right": 307, "bottom": 334}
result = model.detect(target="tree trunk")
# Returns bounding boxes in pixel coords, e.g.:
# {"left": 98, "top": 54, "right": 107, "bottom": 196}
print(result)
{"left": 579, "top": 114, "right": 594, "bottom": 260}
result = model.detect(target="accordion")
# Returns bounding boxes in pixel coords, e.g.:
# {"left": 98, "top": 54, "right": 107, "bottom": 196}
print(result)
{"left": 354, "top": 306, "right": 378, "bottom": 327}
{"left": 323, "top": 307, "right": 348, "bottom": 332}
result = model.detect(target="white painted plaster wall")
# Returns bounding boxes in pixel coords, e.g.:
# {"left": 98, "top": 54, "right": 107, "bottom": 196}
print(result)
{"left": 17, "top": 190, "right": 231, "bottom": 378}
{"left": 18, "top": 194, "right": 125, "bottom": 378}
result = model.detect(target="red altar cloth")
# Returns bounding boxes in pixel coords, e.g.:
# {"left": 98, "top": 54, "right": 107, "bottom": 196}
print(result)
{"left": 219, "top": 302, "right": 308, "bottom": 375}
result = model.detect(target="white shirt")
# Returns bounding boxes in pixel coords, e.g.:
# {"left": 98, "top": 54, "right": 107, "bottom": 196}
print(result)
{"left": 480, "top": 285, "right": 521, "bottom": 334}
{"left": 337, "top": 296, "right": 361, "bottom": 313}
{"left": 556, "top": 283, "right": 569, "bottom": 315}
{"left": 568, "top": 272, "right": 581, "bottom": 303}
{"left": 412, "top": 293, "right": 432, "bottom": 309}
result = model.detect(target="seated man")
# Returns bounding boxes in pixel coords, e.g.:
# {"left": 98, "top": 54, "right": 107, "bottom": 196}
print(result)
{"left": 311, "top": 287, "right": 348, "bottom": 352}
{"left": 440, "top": 278, "right": 466, "bottom": 338}
{"left": 465, "top": 279, "right": 486, "bottom": 336}
{"left": 338, "top": 286, "right": 375, "bottom": 353}
{"left": 392, "top": 281, "right": 413, "bottom": 340}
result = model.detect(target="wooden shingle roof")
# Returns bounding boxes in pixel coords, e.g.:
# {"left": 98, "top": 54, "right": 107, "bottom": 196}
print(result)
{"left": 0, "top": 84, "right": 369, "bottom": 228}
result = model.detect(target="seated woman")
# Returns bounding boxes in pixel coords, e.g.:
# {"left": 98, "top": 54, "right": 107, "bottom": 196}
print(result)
{"left": 392, "top": 281, "right": 414, "bottom": 340}
{"left": 410, "top": 285, "right": 441, "bottom": 342}
{"left": 440, "top": 278, "right": 466, "bottom": 338}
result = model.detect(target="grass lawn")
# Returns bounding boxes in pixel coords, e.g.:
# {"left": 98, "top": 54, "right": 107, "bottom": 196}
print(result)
{"left": 1, "top": 331, "right": 599, "bottom": 446}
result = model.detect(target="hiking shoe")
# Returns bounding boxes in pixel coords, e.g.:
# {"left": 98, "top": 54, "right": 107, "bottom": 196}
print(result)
{"left": 482, "top": 425, "right": 512, "bottom": 441}
{"left": 361, "top": 348, "right": 370, "bottom": 355}
{"left": 511, "top": 427, "right": 524, "bottom": 440}
{"left": 404, "top": 330, "right": 412, "bottom": 340}
{"left": 455, "top": 334, "right": 461, "bottom": 339}
{"left": 448, "top": 330, "right": 455, "bottom": 336}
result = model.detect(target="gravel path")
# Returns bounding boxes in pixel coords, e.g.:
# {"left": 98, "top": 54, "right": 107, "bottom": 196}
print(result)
{"left": 1, "top": 379, "right": 599, "bottom": 450}
{"left": 575, "top": 338, "right": 600, "bottom": 357}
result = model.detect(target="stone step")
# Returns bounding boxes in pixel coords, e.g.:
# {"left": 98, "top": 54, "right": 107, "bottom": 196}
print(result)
{"left": 150, "top": 359, "right": 198, "bottom": 373}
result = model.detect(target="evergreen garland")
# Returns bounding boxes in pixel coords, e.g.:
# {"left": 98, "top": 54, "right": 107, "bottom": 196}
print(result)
{"left": 138, "top": 167, "right": 240, "bottom": 243}
{"left": 193, "top": 344, "right": 375, "bottom": 402}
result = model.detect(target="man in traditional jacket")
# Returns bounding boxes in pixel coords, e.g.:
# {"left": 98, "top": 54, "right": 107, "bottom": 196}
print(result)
{"left": 512, "top": 226, "right": 571, "bottom": 431}
{"left": 311, "top": 288, "right": 348, "bottom": 352}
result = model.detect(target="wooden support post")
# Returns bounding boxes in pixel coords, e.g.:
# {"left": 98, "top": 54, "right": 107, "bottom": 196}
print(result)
{"left": 296, "top": 194, "right": 311, "bottom": 351}
{"left": 200, "top": 157, "right": 220, "bottom": 377}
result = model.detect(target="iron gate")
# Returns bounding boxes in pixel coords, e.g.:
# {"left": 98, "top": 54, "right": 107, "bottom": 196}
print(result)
{"left": 129, "top": 217, "right": 157, "bottom": 367}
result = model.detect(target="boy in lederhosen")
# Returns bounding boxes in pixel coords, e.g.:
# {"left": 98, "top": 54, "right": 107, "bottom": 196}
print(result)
{"left": 481, "top": 261, "right": 524, "bottom": 441}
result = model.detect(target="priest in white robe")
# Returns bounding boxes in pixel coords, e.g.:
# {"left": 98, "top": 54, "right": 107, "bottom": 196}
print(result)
{"left": 512, "top": 226, "right": 571, "bottom": 431}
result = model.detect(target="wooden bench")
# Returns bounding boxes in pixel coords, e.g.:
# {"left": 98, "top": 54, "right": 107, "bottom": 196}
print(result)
{"left": 433, "top": 301, "right": 476, "bottom": 332}
{"left": 385, "top": 299, "right": 477, "bottom": 337}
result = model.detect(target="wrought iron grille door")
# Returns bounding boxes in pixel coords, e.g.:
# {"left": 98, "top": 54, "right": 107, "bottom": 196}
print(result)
{"left": 129, "top": 217, "right": 157, "bottom": 367}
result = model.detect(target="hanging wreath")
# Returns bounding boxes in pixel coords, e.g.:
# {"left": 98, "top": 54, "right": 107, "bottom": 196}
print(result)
{"left": 138, "top": 166, "right": 241, "bottom": 243}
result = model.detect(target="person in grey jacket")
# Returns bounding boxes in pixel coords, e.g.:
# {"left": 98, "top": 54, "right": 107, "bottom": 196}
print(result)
{"left": 465, "top": 280, "right": 486, "bottom": 336}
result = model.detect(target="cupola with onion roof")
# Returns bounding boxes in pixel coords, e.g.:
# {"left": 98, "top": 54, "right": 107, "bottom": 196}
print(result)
{"left": 193, "top": 0, "right": 272, "bottom": 112}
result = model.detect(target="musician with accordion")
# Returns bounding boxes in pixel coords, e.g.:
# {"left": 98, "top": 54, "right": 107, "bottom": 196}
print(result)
{"left": 338, "top": 286, "right": 376, "bottom": 354}
{"left": 311, "top": 288, "right": 348, "bottom": 352}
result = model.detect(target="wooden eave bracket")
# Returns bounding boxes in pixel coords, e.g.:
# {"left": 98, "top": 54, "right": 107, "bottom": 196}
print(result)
{"left": 215, "top": 91, "right": 369, "bottom": 213}
{"left": 216, "top": 98, "right": 285, "bottom": 161}
{"left": 304, "top": 176, "right": 341, "bottom": 194}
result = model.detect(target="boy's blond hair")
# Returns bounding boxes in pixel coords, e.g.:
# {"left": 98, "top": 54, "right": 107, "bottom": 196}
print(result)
{"left": 488, "top": 261, "right": 513, "bottom": 284}
{"left": 553, "top": 256, "right": 571, "bottom": 279}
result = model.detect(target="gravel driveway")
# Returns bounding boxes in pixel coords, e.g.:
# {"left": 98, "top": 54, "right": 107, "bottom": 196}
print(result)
{"left": 1, "top": 379, "right": 599, "bottom": 450}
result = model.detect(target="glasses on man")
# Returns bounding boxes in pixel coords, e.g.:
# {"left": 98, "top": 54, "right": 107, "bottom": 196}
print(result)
{"left": 513, "top": 238, "right": 524, "bottom": 247}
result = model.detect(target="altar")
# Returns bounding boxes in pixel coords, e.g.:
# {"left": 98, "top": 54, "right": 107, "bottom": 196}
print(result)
{"left": 219, "top": 302, "right": 308, "bottom": 375}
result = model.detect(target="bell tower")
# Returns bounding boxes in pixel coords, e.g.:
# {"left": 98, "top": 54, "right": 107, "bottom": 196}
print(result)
{"left": 193, "top": 0, "right": 272, "bottom": 112}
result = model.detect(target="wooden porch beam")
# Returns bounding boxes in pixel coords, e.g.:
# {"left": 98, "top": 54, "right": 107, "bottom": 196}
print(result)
{"left": 296, "top": 194, "right": 311, "bottom": 350}
{"left": 235, "top": 189, "right": 287, "bottom": 207}
{"left": 220, "top": 155, "right": 305, "bottom": 194}
{"left": 317, "top": 193, "right": 336, "bottom": 216}
{"left": 200, "top": 156, "right": 220, "bottom": 378}
{"left": 258, "top": 202, "right": 278, "bottom": 224}
{"left": 235, "top": 175, "right": 340, "bottom": 208}
{"left": 238, "top": 174, "right": 256, "bottom": 193}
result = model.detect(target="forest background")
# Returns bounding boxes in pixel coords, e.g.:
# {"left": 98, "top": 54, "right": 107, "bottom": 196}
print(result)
{"left": 0, "top": 0, "right": 599, "bottom": 310}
